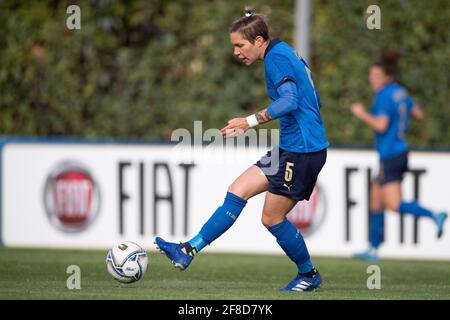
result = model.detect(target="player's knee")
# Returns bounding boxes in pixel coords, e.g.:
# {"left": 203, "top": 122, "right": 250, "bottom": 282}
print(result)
{"left": 227, "top": 184, "right": 248, "bottom": 200}
{"left": 261, "top": 215, "right": 272, "bottom": 228}
{"left": 370, "top": 203, "right": 384, "bottom": 212}
{"left": 261, "top": 212, "right": 283, "bottom": 228}
{"left": 385, "top": 202, "right": 398, "bottom": 212}
{"left": 384, "top": 199, "right": 400, "bottom": 212}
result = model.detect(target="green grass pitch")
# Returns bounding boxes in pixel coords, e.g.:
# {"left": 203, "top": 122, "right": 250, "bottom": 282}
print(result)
{"left": 1, "top": 247, "right": 449, "bottom": 300}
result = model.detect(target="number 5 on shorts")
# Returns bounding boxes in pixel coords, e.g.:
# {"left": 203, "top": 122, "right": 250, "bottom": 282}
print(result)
{"left": 285, "top": 162, "right": 294, "bottom": 182}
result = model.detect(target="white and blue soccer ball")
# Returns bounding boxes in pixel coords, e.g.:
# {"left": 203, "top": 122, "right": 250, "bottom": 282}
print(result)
{"left": 106, "top": 241, "right": 148, "bottom": 283}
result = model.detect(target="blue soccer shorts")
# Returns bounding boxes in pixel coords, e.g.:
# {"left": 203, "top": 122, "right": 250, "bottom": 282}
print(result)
{"left": 255, "top": 147, "right": 327, "bottom": 201}
{"left": 377, "top": 151, "right": 408, "bottom": 186}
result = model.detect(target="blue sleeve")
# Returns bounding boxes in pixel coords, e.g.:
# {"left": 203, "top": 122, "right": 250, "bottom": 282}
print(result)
{"left": 371, "top": 93, "right": 391, "bottom": 118}
{"left": 267, "top": 81, "right": 298, "bottom": 119}
{"left": 265, "top": 53, "right": 297, "bottom": 88}
{"left": 394, "top": 86, "right": 415, "bottom": 112}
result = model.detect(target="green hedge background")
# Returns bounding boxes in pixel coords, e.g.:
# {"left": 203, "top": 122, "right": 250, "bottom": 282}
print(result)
{"left": 1, "top": 0, "right": 449, "bottom": 147}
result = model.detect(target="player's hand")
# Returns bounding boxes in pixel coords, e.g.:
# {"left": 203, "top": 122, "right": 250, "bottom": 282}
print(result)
{"left": 350, "top": 102, "right": 366, "bottom": 119}
{"left": 221, "top": 117, "right": 250, "bottom": 138}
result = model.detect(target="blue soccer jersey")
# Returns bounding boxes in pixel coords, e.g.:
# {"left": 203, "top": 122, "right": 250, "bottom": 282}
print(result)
{"left": 264, "top": 38, "right": 329, "bottom": 153}
{"left": 370, "top": 82, "right": 416, "bottom": 160}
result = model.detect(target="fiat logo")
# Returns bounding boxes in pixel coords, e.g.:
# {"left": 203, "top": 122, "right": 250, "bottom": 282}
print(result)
{"left": 44, "top": 162, "right": 100, "bottom": 233}
{"left": 287, "top": 184, "right": 326, "bottom": 237}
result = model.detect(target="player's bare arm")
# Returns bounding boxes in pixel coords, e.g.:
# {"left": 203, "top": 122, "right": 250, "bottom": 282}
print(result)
{"left": 351, "top": 102, "right": 389, "bottom": 133}
{"left": 220, "top": 108, "right": 273, "bottom": 138}
{"left": 255, "top": 108, "right": 273, "bottom": 124}
{"left": 411, "top": 105, "right": 425, "bottom": 121}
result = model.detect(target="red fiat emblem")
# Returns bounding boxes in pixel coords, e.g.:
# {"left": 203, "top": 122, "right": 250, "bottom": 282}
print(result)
{"left": 44, "top": 162, "right": 100, "bottom": 232}
{"left": 287, "top": 184, "right": 326, "bottom": 237}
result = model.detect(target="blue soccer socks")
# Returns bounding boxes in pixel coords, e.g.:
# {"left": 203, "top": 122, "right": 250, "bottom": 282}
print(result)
{"left": 188, "top": 192, "right": 247, "bottom": 252}
{"left": 267, "top": 219, "right": 313, "bottom": 274}
{"left": 353, "top": 211, "right": 384, "bottom": 261}
{"left": 398, "top": 201, "right": 449, "bottom": 238}
{"left": 369, "top": 211, "right": 385, "bottom": 249}
{"left": 398, "top": 201, "right": 434, "bottom": 219}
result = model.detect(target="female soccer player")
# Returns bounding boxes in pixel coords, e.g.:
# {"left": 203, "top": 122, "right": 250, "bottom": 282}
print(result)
{"left": 155, "top": 10, "right": 328, "bottom": 292}
{"left": 351, "top": 53, "right": 447, "bottom": 261}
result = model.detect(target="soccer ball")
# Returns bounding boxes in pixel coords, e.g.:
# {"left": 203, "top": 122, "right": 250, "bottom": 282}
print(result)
{"left": 106, "top": 241, "right": 148, "bottom": 283}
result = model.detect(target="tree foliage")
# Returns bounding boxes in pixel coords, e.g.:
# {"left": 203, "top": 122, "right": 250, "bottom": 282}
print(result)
{"left": 0, "top": 0, "right": 448, "bottom": 148}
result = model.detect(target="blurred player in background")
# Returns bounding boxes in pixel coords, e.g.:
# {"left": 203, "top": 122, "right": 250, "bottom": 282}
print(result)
{"left": 155, "top": 9, "right": 328, "bottom": 292}
{"left": 351, "top": 53, "right": 448, "bottom": 261}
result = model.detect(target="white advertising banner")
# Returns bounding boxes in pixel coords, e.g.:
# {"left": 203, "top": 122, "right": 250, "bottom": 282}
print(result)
{"left": 1, "top": 141, "right": 449, "bottom": 260}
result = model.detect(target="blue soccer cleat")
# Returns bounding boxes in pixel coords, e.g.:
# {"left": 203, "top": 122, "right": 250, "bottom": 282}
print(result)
{"left": 280, "top": 270, "right": 322, "bottom": 292}
{"left": 436, "top": 212, "right": 448, "bottom": 239}
{"left": 353, "top": 250, "right": 379, "bottom": 261}
{"left": 154, "top": 237, "right": 193, "bottom": 271}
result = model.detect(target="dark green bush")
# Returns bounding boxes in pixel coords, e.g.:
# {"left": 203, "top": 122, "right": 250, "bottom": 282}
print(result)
{"left": 0, "top": 0, "right": 448, "bottom": 147}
